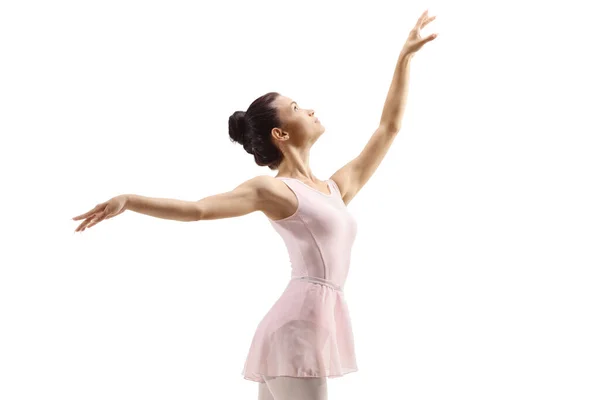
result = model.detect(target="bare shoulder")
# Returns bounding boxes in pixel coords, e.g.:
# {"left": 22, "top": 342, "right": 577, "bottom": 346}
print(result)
{"left": 251, "top": 175, "right": 297, "bottom": 220}
{"left": 247, "top": 175, "right": 280, "bottom": 196}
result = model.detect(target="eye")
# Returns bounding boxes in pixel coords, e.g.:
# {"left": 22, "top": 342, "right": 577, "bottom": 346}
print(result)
{"left": 294, "top": 105, "right": 299, "bottom": 111}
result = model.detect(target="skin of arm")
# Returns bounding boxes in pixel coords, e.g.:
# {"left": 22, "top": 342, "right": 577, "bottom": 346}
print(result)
{"left": 330, "top": 51, "right": 413, "bottom": 205}
{"left": 118, "top": 50, "right": 418, "bottom": 220}
{"left": 123, "top": 175, "right": 275, "bottom": 222}
{"left": 329, "top": 9, "right": 437, "bottom": 206}
{"left": 379, "top": 51, "right": 414, "bottom": 132}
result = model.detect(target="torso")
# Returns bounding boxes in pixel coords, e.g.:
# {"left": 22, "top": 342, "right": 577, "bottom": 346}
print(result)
{"left": 262, "top": 176, "right": 332, "bottom": 221}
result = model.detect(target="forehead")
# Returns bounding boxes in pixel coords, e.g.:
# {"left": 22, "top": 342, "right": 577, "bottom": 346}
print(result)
{"left": 275, "top": 95, "right": 294, "bottom": 108}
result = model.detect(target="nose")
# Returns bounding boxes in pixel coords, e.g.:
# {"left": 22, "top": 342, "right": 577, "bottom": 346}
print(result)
{"left": 308, "top": 109, "right": 315, "bottom": 117}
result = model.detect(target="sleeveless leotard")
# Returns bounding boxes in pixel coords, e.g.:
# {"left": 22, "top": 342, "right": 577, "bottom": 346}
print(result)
{"left": 241, "top": 177, "right": 359, "bottom": 383}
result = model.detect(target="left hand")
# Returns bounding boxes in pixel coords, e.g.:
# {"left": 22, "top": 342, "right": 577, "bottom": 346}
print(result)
{"left": 401, "top": 9, "right": 438, "bottom": 56}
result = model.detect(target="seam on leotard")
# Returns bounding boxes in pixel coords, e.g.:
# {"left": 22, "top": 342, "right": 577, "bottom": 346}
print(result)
{"left": 269, "top": 178, "right": 301, "bottom": 223}
{"left": 297, "top": 212, "right": 329, "bottom": 282}
{"left": 275, "top": 179, "right": 310, "bottom": 275}
{"left": 273, "top": 177, "right": 329, "bottom": 279}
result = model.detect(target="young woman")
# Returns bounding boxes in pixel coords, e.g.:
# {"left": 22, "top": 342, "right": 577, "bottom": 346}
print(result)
{"left": 73, "top": 10, "right": 437, "bottom": 400}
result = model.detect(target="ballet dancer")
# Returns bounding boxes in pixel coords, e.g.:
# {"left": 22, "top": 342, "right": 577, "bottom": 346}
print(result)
{"left": 73, "top": 9, "right": 437, "bottom": 400}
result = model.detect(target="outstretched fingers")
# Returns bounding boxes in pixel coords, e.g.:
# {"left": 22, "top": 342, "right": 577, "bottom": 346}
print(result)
{"left": 73, "top": 204, "right": 103, "bottom": 221}
{"left": 422, "top": 15, "right": 436, "bottom": 28}
{"left": 414, "top": 9, "right": 429, "bottom": 30}
{"left": 75, "top": 215, "right": 95, "bottom": 232}
{"left": 86, "top": 213, "right": 106, "bottom": 229}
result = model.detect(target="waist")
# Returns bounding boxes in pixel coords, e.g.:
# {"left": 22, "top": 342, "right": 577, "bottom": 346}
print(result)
{"left": 290, "top": 275, "right": 343, "bottom": 292}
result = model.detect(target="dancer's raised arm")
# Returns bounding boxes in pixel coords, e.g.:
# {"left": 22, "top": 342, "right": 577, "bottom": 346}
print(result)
{"left": 329, "top": 9, "right": 437, "bottom": 205}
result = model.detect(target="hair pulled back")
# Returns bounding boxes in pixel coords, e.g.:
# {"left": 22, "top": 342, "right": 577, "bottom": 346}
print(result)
{"left": 228, "top": 91, "right": 284, "bottom": 170}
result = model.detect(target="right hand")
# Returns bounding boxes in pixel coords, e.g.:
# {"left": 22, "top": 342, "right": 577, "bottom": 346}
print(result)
{"left": 73, "top": 195, "right": 129, "bottom": 233}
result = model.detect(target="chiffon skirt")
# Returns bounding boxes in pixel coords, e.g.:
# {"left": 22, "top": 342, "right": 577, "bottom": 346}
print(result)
{"left": 241, "top": 276, "right": 358, "bottom": 384}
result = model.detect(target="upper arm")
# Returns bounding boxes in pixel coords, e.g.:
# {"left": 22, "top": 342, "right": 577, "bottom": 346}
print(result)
{"left": 195, "top": 175, "right": 274, "bottom": 220}
{"left": 330, "top": 124, "right": 399, "bottom": 205}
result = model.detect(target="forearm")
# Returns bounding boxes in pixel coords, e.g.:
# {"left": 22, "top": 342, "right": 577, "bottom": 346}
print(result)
{"left": 124, "top": 194, "right": 198, "bottom": 222}
{"left": 379, "top": 51, "right": 413, "bottom": 131}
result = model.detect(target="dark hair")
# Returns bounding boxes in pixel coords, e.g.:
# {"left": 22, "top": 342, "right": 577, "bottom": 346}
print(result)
{"left": 228, "top": 91, "right": 284, "bottom": 170}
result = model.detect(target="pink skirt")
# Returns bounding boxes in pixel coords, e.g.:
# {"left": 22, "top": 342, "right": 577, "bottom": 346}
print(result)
{"left": 241, "top": 276, "right": 358, "bottom": 383}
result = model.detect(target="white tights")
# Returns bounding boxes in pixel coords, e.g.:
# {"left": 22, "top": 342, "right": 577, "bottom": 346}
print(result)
{"left": 258, "top": 375, "right": 328, "bottom": 400}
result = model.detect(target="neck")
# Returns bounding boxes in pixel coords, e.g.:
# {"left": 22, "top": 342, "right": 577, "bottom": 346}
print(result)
{"left": 276, "top": 145, "right": 316, "bottom": 181}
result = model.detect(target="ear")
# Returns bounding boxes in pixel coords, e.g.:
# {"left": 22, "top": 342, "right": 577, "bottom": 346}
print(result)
{"left": 271, "top": 127, "right": 288, "bottom": 141}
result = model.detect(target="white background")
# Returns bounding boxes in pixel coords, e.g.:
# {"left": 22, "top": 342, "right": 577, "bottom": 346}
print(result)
{"left": 2, "top": 0, "right": 599, "bottom": 399}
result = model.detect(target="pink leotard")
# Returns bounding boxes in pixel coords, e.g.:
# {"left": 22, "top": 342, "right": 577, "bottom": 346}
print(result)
{"left": 242, "top": 177, "right": 359, "bottom": 383}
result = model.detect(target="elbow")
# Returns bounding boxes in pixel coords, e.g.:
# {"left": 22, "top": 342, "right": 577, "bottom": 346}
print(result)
{"left": 182, "top": 202, "right": 202, "bottom": 222}
{"left": 191, "top": 203, "right": 203, "bottom": 221}
{"left": 380, "top": 123, "right": 401, "bottom": 134}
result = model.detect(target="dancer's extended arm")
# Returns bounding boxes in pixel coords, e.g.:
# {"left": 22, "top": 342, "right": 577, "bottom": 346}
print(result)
{"left": 126, "top": 175, "right": 271, "bottom": 221}
{"left": 329, "top": 10, "right": 437, "bottom": 205}
{"left": 72, "top": 176, "right": 276, "bottom": 232}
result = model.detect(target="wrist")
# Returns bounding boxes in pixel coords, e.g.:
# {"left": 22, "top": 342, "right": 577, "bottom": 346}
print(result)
{"left": 121, "top": 194, "right": 134, "bottom": 209}
{"left": 399, "top": 50, "right": 414, "bottom": 62}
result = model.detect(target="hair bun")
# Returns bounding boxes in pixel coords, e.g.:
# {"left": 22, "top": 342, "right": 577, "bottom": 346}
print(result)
{"left": 227, "top": 91, "right": 282, "bottom": 169}
{"left": 228, "top": 111, "right": 247, "bottom": 145}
